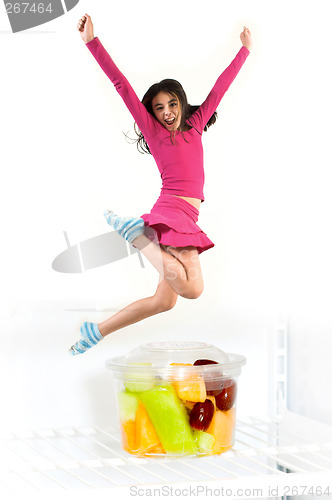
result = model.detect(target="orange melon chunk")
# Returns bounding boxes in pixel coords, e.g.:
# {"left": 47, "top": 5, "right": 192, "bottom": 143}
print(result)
{"left": 135, "top": 401, "right": 163, "bottom": 455}
{"left": 148, "top": 442, "right": 166, "bottom": 454}
{"left": 184, "top": 396, "right": 215, "bottom": 411}
{"left": 183, "top": 400, "right": 196, "bottom": 411}
{"left": 206, "top": 408, "right": 236, "bottom": 454}
{"left": 170, "top": 363, "right": 206, "bottom": 402}
{"left": 206, "top": 396, "right": 216, "bottom": 409}
{"left": 120, "top": 420, "right": 136, "bottom": 454}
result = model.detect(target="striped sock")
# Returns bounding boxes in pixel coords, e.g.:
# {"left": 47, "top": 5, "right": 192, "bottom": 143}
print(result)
{"left": 104, "top": 210, "right": 145, "bottom": 244}
{"left": 69, "top": 322, "right": 103, "bottom": 356}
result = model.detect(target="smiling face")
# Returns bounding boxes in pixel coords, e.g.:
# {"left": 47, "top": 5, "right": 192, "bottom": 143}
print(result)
{"left": 151, "top": 91, "right": 182, "bottom": 131}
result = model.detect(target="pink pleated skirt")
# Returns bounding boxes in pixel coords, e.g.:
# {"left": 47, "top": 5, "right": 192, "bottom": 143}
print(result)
{"left": 140, "top": 194, "right": 214, "bottom": 255}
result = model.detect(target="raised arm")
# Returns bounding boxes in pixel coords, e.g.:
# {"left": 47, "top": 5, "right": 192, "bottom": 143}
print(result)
{"left": 77, "top": 14, "right": 158, "bottom": 139}
{"left": 188, "top": 27, "right": 252, "bottom": 133}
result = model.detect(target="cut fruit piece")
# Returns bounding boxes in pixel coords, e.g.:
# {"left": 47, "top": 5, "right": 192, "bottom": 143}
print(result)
{"left": 193, "top": 359, "right": 224, "bottom": 394}
{"left": 206, "top": 396, "right": 216, "bottom": 409}
{"left": 193, "top": 359, "right": 219, "bottom": 365}
{"left": 140, "top": 385, "right": 198, "bottom": 455}
{"left": 193, "top": 429, "right": 215, "bottom": 454}
{"left": 183, "top": 400, "right": 195, "bottom": 411}
{"left": 173, "top": 379, "right": 206, "bottom": 402}
{"left": 189, "top": 399, "right": 215, "bottom": 431}
{"left": 206, "top": 408, "right": 236, "bottom": 454}
{"left": 123, "top": 362, "right": 155, "bottom": 392}
{"left": 120, "top": 420, "right": 136, "bottom": 454}
{"left": 170, "top": 363, "right": 206, "bottom": 403}
{"left": 118, "top": 391, "right": 139, "bottom": 422}
{"left": 118, "top": 391, "right": 139, "bottom": 454}
{"left": 147, "top": 442, "right": 166, "bottom": 454}
{"left": 215, "top": 380, "right": 237, "bottom": 411}
{"left": 170, "top": 363, "right": 193, "bottom": 368}
{"left": 184, "top": 397, "right": 215, "bottom": 412}
{"left": 135, "top": 401, "right": 163, "bottom": 455}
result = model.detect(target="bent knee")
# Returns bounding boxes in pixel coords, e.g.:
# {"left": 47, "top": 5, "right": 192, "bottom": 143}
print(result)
{"left": 181, "top": 283, "right": 204, "bottom": 300}
{"left": 153, "top": 293, "right": 178, "bottom": 313}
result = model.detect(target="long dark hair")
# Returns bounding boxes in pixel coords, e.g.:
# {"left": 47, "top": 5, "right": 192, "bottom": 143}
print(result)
{"left": 130, "top": 79, "right": 217, "bottom": 154}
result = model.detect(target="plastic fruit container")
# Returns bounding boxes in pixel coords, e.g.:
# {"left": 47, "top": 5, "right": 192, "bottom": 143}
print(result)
{"left": 106, "top": 341, "right": 246, "bottom": 457}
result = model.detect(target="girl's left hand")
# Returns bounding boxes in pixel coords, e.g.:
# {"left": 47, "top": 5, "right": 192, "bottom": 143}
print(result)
{"left": 240, "top": 26, "right": 252, "bottom": 51}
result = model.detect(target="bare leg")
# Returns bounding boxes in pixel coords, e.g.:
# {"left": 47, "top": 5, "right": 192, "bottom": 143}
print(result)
{"left": 98, "top": 277, "right": 178, "bottom": 336}
{"left": 133, "top": 236, "right": 204, "bottom": 299}
{"left": 103, "top": 211, "right": 204, "bottom": 299}
{"left": 69, "top": 240, "right": 203, "bottom": 355}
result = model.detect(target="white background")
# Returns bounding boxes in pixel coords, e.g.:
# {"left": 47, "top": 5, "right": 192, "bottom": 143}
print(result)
{"left": 0, "top": 0, "right": 331, "bottom": 431}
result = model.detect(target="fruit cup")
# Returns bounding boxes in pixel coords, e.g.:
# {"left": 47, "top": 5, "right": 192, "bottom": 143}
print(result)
{"left": 106, "top": 342, "right": 246, "bottom": 457}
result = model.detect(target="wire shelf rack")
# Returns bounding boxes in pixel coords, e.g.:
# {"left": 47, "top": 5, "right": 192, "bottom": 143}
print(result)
{"left": 1, "top": 410, "right": 332, "bottom": 497}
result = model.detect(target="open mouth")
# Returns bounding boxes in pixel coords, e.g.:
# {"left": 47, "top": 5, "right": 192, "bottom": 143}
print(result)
{"left": 165, "top": 118, "right": 175, "bottom": 126}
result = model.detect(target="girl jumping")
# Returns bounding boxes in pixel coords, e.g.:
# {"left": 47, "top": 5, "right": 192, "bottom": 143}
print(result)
{"left": 70, "top": 14, "right": 252, "bottom": 355}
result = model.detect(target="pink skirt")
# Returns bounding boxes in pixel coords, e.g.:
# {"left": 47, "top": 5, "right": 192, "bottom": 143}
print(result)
{"left": 140, "top": 194, "right": 214, "bottom": 255}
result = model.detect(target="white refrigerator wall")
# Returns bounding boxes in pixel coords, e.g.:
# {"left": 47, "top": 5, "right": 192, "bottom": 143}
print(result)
{"left": 1, "top": 0, "right": 331, "bottom": 430}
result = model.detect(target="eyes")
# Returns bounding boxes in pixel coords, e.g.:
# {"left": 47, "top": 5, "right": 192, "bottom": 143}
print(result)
{"left": 156, "top": 102, "right": 178, "bottom": 112}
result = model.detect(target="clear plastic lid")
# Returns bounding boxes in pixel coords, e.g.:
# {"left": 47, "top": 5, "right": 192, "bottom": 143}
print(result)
{"left": 106, "top": 341, "right": 246, "bottom": 379}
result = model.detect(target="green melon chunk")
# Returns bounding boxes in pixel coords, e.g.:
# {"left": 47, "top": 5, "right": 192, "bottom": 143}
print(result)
{"left": 139, "top": 385, "right": 198, "bottom": 455}
{"left": 118, "top": 390, "right": 139, "bottom": 421}
{"left": 193, "top": 430, "right": 215, "bottom": 454}
{"left": 123, "top": 362, "right": 155, "bottom": 393}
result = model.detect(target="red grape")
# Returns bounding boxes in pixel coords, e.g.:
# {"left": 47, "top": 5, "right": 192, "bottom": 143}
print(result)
{"left": 189, "top": 399, "right": 215, "bottom": 431}
{"left": 193, "top": 359, "right": 224, "bottom": 395}
{"left": 215, "top": 380, "right": 237, "bottom": 411}
{"left": 193, "top": 359, "right": 219, "bottom": 366}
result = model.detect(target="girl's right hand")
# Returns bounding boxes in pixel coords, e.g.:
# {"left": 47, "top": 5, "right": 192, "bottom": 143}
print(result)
{"left": 77, "top": 14, "right": 95, "bottom": 44}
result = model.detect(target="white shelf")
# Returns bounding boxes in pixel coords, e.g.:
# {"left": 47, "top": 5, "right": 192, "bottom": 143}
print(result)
{"left": 1, "top": 409, "right": 332, "bottom": 498}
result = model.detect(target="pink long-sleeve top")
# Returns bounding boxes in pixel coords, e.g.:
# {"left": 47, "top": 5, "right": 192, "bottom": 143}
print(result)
{"left": 86, "top": 37, "right": 250, "bottom": 202}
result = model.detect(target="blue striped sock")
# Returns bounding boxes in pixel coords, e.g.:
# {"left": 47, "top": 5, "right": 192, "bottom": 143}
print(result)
{"left": 104, "top": 210, "right": 145, "bottom": 244}
{"left": 69, "top": 322, "right": 103, "bottom": 356}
